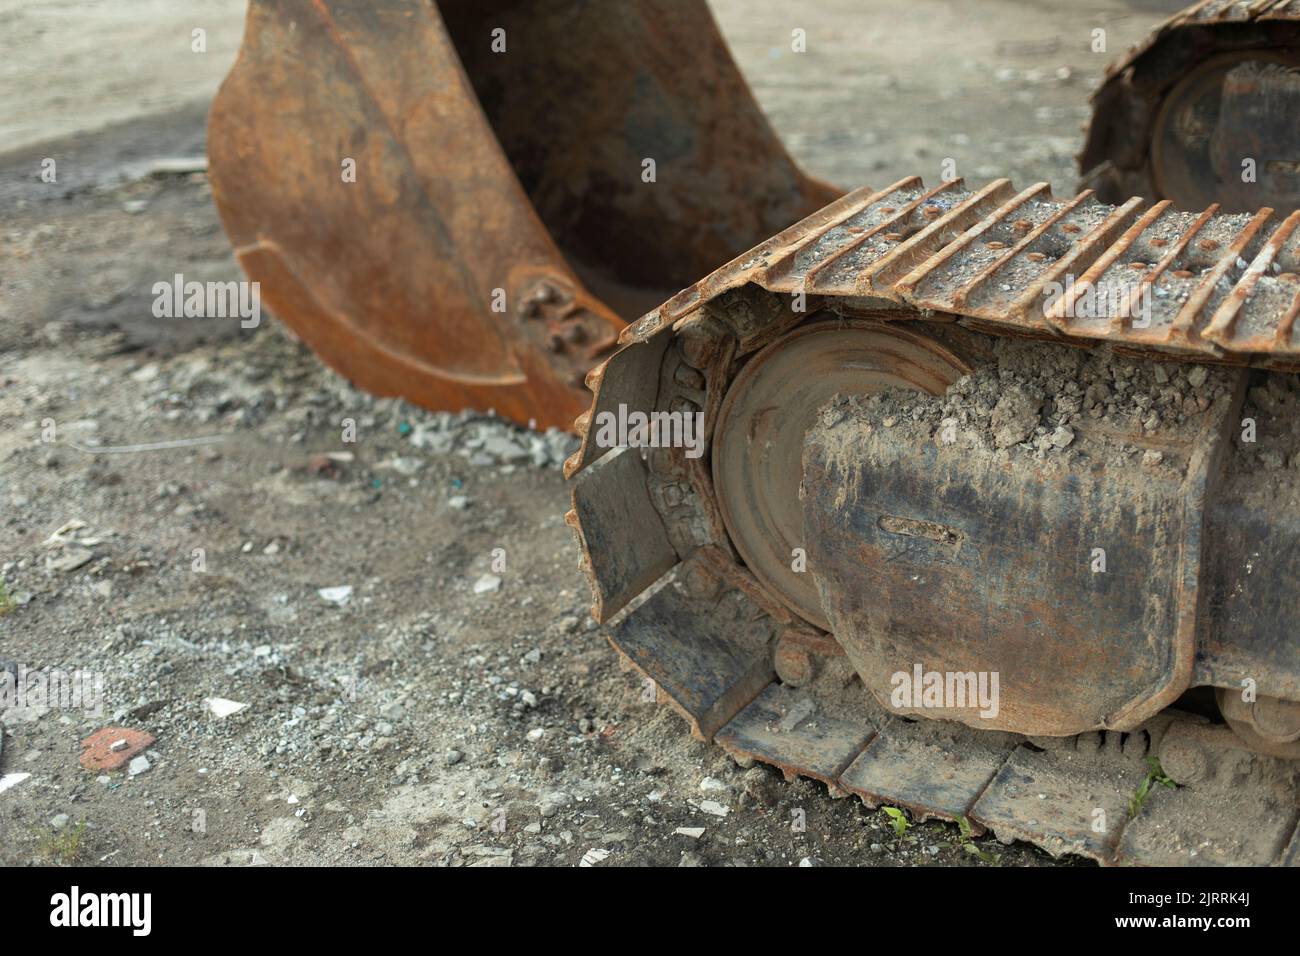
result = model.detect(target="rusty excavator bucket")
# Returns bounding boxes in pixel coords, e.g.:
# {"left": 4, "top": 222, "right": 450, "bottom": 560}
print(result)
{"left": 207, "top": 0, "right": 837, "bottom": 431}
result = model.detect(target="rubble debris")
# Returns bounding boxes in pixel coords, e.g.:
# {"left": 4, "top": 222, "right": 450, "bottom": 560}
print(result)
{"left": 473, "top": 574, "right": 502, "bottom": 594}
{"left": 317, "top": 586, "right": 353, "bottom": 606}
{"left": 79, "top": 727, "right": 155, "bottom": 772}
{"left": 0, "top": 773, "right": 31, "bottom": 794}
{"left": 204, "top": 697, "right": 249, "bottom": 719}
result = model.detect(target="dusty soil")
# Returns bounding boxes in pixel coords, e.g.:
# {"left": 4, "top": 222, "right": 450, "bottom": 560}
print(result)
{"left": 849, "top": 335, "right": 1236, "bottom": 466}
{"left": 0, "top": 0, "right": 1190, "bottom": 867}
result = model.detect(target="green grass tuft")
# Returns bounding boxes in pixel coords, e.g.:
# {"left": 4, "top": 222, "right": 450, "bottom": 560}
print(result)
{"left": 1129, "top": 756, "right": 1176, "bottom": 818}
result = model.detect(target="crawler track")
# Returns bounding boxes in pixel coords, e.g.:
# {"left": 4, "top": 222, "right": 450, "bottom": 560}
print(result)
{"left": 564, "top": 178, "right": 1300, "bottom": 865}
{"left": 1081, "top": 0, "right": 1300, "bottom": 212}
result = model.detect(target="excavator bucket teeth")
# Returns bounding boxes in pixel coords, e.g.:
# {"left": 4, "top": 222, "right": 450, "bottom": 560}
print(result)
{"left": 207, "top": 0, "right": 836, "bottom": 431}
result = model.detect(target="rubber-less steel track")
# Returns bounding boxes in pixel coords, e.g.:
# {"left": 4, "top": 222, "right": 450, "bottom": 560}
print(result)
{"left": 1080, "top": 0, "right": 1300, "bottom": 211}
{"left": 564, "top": 177, "right": 1300, "bottom": 866}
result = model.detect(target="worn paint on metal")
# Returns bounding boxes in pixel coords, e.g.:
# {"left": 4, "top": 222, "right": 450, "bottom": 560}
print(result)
{"left": 208, "top": 0, "right": 836, "bottom": 431}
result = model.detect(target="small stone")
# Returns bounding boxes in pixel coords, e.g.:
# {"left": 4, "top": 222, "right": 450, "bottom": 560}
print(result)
{"left": 1187, "top": 366, "right": 1209, "bottom": 389}
{"left": 991, "top": 387, "right": 1041, "bottom": 449}
{"left": 1084, "top": 383, "right": 1111, "bottom": 408}
{"left": 127, "top": 755, "right": 151, "bottom": 776}
{"left": 473, "top": 574, "right": 502, "bottom": 594}
{"left": 204, "top": 697, "right": 248, "bottom": 718}
{"left": 378, "top": 456, "right": 424, "bottom": 476}
{"left": 0, "top": 773, "right": 31, "bottom": 794}
{"left": 1050, "top": 425, "right": 1074, "bottom": 449}
{"left": 50, "top": 813, "right": 70, "bottom": 829}
{"left": 777, "top": 697, "right": 816, "bottom": 732}
{"left": 448, "top": 495, "right": 470, "bottom": 510}
{"left": 675, "top": 826, "right": 706, "bottom": 839}
{"left": 539, "top": 792, "right": 571, "bottom": 818}
{"left": 317, "top": 585, "right": 353, "bottom": 605}
{"left": 742, "top": 766, "right": 778, "bottom": 806}
{"left": 480, "top": 435, "right": 529, "bottom": 463}
{"left": 46, "top": 548, "right": 94, "bottom": 573}
{"left": 1141, "top": 449, "right": 1164, "bottom": 468}
{"left": 307, "top": 454, "right": 340, "bottom": 478}
{"left": 697, "top": 800, "right": 729, "bottom": 817}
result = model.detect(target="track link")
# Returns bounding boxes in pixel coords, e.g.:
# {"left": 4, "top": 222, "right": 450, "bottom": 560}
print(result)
{"left": 564, "top": 178, "right": 1300, "bottom": 865}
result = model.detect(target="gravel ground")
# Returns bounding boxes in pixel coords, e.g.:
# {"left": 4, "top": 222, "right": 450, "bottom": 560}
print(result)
{"left": 1, "top": 0, "right": 1187, "bottom": 867}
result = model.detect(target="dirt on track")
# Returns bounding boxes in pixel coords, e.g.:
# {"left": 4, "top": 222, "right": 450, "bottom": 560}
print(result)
{"left": 0, "top": 0, "right": 1187, "bottom": 867}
